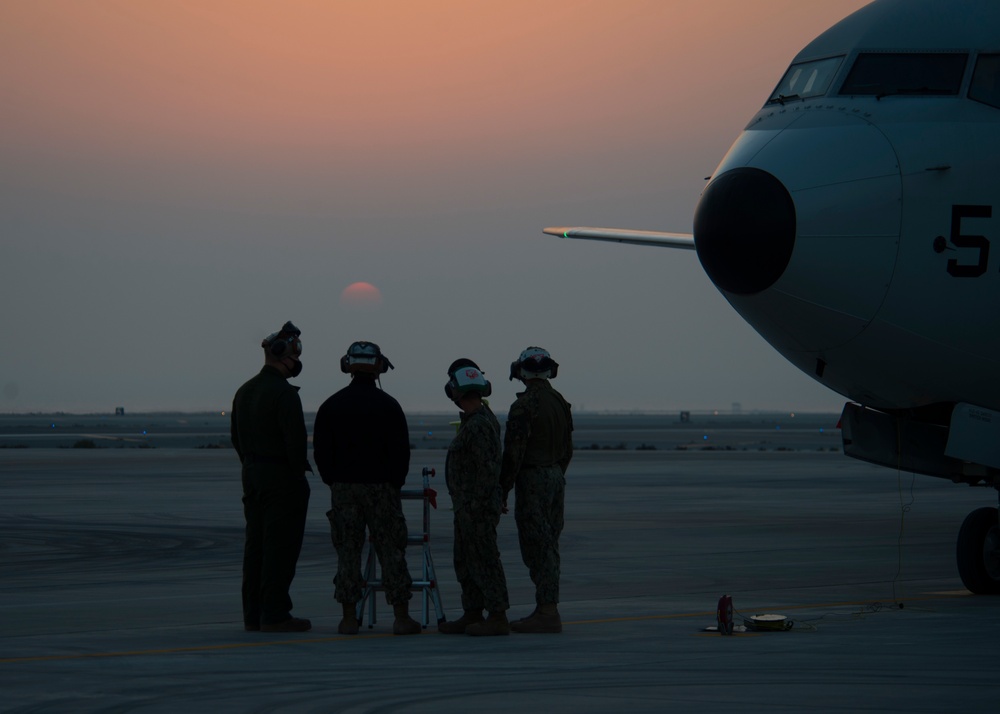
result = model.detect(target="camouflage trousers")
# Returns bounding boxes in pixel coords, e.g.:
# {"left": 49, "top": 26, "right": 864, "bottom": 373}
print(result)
{"left": 513, "top": 464, "right": 565, "bottom": 604}
{"left": 452, "top": 495, "right": 509, "bottom": 613}
{"left": 327, "top": 482, "right": 413, "bottom": 606}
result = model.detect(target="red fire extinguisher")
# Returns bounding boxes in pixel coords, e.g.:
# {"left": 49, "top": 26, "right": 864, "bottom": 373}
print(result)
{"left": 717, "top": 594, "right": 734, "bottom": 635}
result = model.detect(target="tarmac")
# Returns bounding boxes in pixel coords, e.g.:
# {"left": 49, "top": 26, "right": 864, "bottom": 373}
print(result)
{"left": 1, "top": 414, "right": 999, "bottom": 712}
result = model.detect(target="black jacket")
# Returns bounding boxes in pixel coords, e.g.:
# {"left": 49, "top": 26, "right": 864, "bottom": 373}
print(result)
{"left": 231, "top": 365, "right": 311, "bottom": 476}
{"left": 313, "top": 376, "right": 410, "bottom": 487}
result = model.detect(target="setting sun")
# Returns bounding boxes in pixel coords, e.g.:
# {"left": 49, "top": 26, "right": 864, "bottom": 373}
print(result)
{"left": 340, "top": 281, "right": 382, "bottom": 308}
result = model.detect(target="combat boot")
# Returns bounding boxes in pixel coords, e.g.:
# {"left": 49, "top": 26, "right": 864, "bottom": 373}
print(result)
{"left": 438, "top": 609, "right": 484, "bottom": 634}
{"left": 338, "top": 602, "right": 359, "bottom": 635}
{"left": 510, "top": 602, "right": 561, "bottom": 633}
{"left": 465, "top": 610, "right": 510, "bottom": 636}
{"left": 509, "top": 606, "right": 537, "bottom": 626}
{"left": 260, "top": 616, "right": 311, "bottom": 633}
{"left": 392, "top": 602, "right": 421, "bottom": 635}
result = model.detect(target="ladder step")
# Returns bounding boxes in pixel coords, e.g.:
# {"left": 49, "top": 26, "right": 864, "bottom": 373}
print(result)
{"left": 369, "top": 534, "right": 429, "bottom": 545}
{"left": 356, "top": 467, "right": 445, "bottom": 629}
{"left": 363, "top": 579, "right": 437, "bottom": 590}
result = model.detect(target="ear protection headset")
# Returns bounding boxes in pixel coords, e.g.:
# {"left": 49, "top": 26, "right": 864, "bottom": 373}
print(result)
{"left": 445, "top": 358, "right": 492, "bottom": 400}
{"left": 509, "top": 346, "right": 559, "bottom": 381}
{"left": 341, "top": 341, "right": 394, "bottom": 374}
{"left": 263, "top": 321, "right": 302, "bottom": 358}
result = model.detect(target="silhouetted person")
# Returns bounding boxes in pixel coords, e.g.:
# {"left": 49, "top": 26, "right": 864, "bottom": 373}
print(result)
{"left": 313, "top": 341, "right": 420, "bottom": 636}
{"left": 231, "top": 321, "right": 312, "bottom": 633}
{"left": 438, "top": 359, "right": 510, "bottom": 636}
{"left": 501, "top": 347, "right": 573, "bottom": 633}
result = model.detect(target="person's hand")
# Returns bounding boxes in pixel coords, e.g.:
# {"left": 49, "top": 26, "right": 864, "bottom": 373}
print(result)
{"left": 501, "top": 499, "right": 509, "bottom": 515}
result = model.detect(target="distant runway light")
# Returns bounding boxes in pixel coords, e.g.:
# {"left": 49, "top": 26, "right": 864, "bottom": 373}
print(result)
{"left": 340, "top": 281, "right": 382, "bottom": 308}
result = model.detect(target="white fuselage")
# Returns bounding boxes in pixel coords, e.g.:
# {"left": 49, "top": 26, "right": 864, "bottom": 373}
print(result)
{"left": 699, "top": 0, "right": 1000, "bottom": 414}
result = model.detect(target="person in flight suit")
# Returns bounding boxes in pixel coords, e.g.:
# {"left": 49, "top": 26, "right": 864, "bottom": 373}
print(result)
{"left": 231, "top": 321, "right": 312, "bottom": 633}
{"left": 438, "top": 359, "right": 510, "bottom": 636}
{"left": 312, "top": 341, "right": 420, "bottom": 636}
{"left": 501, "top": 347, "right": 573, "bottom": 634}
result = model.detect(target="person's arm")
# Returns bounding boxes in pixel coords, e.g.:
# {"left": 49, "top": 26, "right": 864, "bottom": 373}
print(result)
{"left": 500, "top": 399, "right": 530, "bottom": 495}
{"left": 279, "top": 389, "right": 311, "bottom": 475}
{"left": 390, "top": 401, "right": 410, "bottom": 487}
{"left": 230, "top": 396, "right": 243, "bottom": 463}
{"left": 469, "top": 415, "right": 503, "bottom": 502}
{"left": 312, "top": 404, "right": 334, "bottom": 484}
{"left": 559, "top": 406, "right": 574, "bottom": 474}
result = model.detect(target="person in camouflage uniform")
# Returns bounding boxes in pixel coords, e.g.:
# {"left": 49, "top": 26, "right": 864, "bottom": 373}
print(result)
{"left": 501, "top": 347, "right": 573, "bottom": 634}
{"left": 438, "top": 359, "right": 510, "bottom": 636}
{"left": 231, "top": 321, "right": 312, "bottom": 633}
{"left": 312, "top": 341, "right": 420, "bottom": 636}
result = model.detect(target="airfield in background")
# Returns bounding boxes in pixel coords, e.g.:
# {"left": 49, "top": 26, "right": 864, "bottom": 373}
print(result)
{"left": 0, "top": 410, "right": 842, "bottom": 452}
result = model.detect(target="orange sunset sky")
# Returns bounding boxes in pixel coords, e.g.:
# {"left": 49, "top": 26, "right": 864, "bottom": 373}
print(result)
{"left": 1, "top": 1, "right": 872, "bottom": 413}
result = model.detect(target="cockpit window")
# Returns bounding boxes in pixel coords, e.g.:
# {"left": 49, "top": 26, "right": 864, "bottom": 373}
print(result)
{"left": 839, "top": 53, "right": 967, "bottom": 97}
{"left": 767, "top": 56, "right": 844, "bottom": 105}
{"left": 969, "top": 53, "right": 1000, "bottom": 109}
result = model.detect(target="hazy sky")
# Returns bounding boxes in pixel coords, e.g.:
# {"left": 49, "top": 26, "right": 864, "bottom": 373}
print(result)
{"left": 1, "top": 0, "right": 872, "bottom": 414}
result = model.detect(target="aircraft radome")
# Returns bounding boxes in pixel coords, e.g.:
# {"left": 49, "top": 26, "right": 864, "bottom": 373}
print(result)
{"left": 547, "top": 0, "right": 1000, "bottom": 594}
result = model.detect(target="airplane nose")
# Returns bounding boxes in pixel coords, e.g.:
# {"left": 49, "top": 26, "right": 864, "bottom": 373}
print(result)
{"left": 693, "top": 167, "right": 795, "bottom": 295}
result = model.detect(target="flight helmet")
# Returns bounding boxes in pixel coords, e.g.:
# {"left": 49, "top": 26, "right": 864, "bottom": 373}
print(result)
{"left": 340, "top": 341, "right": 394, "bottom": 374}
{"left": 509, "top": 346, "right": 559, "bottom": 381}
{"left": 445, "top": 358, "right": 492, "bottom": 400}
{"left": 262, "top": 321, "right": 302, "bottom": 359}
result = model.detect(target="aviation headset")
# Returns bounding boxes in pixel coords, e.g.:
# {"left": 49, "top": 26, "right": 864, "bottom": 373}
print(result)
{"left": 262, "top": 321, "right": 302, "bottom": 358}
{"left": 509, "top": 346, "right": 559, "bottom": 381}
{"left": 340, "top": 341, "right": 394, "bottom": 375}
{"left": 445, "top": 358, "right": 492, "bottom": 400}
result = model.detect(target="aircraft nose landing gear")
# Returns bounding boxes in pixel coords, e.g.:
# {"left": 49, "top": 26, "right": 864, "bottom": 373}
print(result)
{"left": 956, "top": 505, "right": 1000, "bottom": 594}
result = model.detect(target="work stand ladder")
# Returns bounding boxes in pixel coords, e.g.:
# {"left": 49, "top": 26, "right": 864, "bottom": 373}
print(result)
{"left": 357, "top": 467, "right": 446, "bottom": 629}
